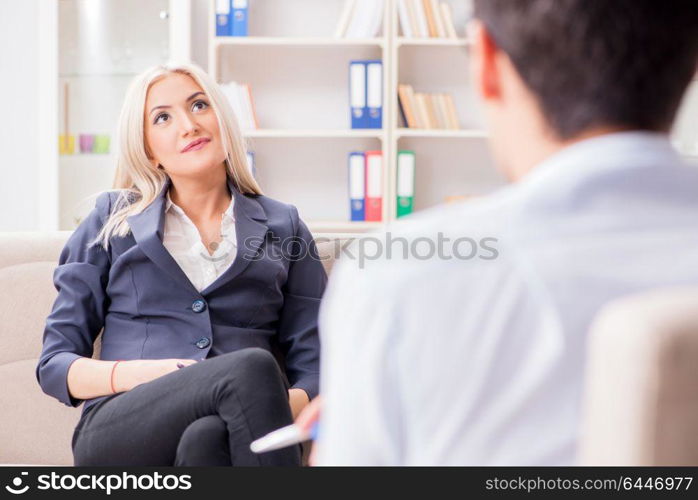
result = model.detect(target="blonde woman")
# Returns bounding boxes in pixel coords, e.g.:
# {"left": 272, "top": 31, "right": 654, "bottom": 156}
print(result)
{"left": 36, "top": 63, "right": 326, "bottom": 466}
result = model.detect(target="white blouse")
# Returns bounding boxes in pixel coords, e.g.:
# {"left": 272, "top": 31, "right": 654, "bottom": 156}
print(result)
{"left": 162, "top": 191, "right": 237, "bottom": 292}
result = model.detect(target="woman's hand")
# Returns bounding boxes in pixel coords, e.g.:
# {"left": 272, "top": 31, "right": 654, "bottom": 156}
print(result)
{"left": 295, "top": 396, "right": 322, "bottom": 465}
{"left": 114, "top": 358, "right": 198, "bottom": 393}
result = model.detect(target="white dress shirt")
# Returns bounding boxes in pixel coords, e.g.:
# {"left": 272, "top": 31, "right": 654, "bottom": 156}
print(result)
{"left": 162, "top": 192, "right": 237, "bottom": 293}
{"left": 317, "top": 132, "right": 698, "bottom": 465}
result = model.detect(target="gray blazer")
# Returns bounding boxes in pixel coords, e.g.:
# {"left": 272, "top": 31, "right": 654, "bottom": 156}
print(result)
{"left": 36, "top": 176, "right": 326, "bottom": 415}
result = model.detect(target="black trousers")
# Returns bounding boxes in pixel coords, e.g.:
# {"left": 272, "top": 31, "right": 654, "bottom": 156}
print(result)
{"left": 72, "top": 348, "right": 301, "bottom": 466}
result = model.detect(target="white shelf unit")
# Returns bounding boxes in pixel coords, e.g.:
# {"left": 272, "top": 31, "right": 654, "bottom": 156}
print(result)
{"left": 242, "top": 129, "right": 384, "bottom": 139}
{"left": 396, "top": 37, "right": 470, "bottom": 47}
{"left": 214, "top": 37, "right": 385, "bottom": 47}
{"left": 387, "top": 0, "right": 502, "bottom": 221}
{"left": 208, "top": 0, "right": 502, "bottom": 233}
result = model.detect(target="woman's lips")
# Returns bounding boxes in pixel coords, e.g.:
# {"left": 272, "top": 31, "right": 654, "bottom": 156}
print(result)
{"left": 182, "top": 138, "right": 210, "bottom": 153}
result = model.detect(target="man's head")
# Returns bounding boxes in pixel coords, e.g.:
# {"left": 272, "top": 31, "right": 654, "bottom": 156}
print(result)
{"left": 470, "top": 0, "right": 698, "bottom": 179}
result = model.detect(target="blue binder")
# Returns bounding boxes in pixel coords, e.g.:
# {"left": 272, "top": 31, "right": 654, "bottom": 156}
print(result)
{"left": 231, "top": 0, "right": 249, "bottom": 37}
{"left": 215, "top": 0, "right": 231, "bottom": 36}
{"left": 246, "top": 151, "right": 256, "bottom": 179}
{"left": 349, "top": 61, "right": 367, "bottom": 129}
{"left": 365, "top": 60, "right": 383, "bottom": 129}
{"left": 348, "top": 152, "right": 366, "bottom": 221}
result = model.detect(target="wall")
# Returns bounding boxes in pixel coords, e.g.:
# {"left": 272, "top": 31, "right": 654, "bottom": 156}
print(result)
{"left": 0, "top": 0, "right": 58, "bottom": 231}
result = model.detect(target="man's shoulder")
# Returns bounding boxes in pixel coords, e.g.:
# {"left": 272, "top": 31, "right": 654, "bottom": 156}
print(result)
{"left": 391, "top": 186, "right": 518, "bottom": 240}
{"left": 334, "top": 186, "right": 520, "bottom": 287}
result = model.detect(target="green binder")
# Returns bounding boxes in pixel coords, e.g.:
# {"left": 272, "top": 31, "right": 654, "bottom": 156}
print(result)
{"left": 396, "top": 150, "right": 415, "bottom": 218}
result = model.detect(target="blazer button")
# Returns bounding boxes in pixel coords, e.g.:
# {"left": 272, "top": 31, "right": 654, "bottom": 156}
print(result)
{"left": 195, "top": 337, "right": 211, "bottom": 349}
{"left": 192, "top": 299, "right": 207, "bottom": 313}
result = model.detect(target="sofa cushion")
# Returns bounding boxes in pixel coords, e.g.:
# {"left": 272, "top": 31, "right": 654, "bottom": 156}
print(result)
{"left": 0, "top": 262, "right": 59, "bottom": 365}
{"left": 0, "top": 359, "right": 78, "bottom": 465}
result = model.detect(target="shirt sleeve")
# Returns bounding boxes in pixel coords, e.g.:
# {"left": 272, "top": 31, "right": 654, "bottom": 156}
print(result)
{"left": 35, "top": 192, "right": 113, "bottom": 407}
{"left": 314, "top": 239, "right": 408, "bottom": 465}
{"left": 275, "top": 205, "right": 327, "bottom": 400}
{"left": 314, "top": 229, "right": 543, "bottom": 465}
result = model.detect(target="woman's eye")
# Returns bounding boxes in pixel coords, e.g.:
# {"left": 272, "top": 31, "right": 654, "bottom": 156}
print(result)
{"left": 192, "top": 100, "right": 209, "bottom": 112}
{"left": 154, "top": 113, "right": 170, "bottom": 125}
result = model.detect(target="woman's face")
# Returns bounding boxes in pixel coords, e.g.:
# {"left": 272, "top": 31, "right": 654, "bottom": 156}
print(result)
{"left": 144, "top": 73, "right": 226, "bottom": 179}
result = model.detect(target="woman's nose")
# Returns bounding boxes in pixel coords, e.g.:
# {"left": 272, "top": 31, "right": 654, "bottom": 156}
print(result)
{"left": 180, "top": 113, "right": 199, "bottom": 135}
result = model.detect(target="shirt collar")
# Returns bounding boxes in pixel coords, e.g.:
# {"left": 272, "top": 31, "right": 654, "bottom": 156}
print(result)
{"left": 516, "top": 131, "right": 679, "bottom": 195}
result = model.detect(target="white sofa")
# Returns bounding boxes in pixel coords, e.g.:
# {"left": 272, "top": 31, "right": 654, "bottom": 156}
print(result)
{"left": 0, "top": 231, "right": 342, "bottom": 465}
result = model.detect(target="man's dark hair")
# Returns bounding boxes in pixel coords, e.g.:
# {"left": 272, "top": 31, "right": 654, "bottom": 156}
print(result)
{"left": 473, "top": 0, "right": 698, "bottom": 139}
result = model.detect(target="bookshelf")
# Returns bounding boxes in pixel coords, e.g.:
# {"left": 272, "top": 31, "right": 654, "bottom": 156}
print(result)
{"left": 208, "top": 0, "right": 698, "bottom": 233}
{"left": 208, "top": 0, "right": 502, "bottom": 234}
{"left": 243, "top": 129, "right": 384, "bottom": 139}
{"left": 214, "top": 37, "right": 385, "bottom": 47}
{"left": 396, "top": 37, "right": 470, "bottom": 47}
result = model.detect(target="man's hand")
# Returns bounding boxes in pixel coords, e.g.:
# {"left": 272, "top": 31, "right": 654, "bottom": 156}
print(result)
{"left": 288, "top": 388, "right": 310, "bottom": 420}
{"left": 295, "top": 396, "right": 321, "bottom": 465}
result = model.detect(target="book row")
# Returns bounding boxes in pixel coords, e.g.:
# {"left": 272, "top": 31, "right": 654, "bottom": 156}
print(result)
{"left": 398, "top": 84, "right": 460, "bottom": 129}
{"left": 397, "top": 0, "right": 459, "bottom": 39}
{"left": 215, "top": 0, "right": 386, "bottom": 39}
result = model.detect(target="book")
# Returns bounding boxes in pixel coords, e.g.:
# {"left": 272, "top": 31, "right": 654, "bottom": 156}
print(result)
{"left": 365, "top": 0, "right": 385, "bottom": 38}
{"left": 334, "top": 0, "right": 357, "bottom": 38}
{"left": 430, "top": 0, "right": 446, "bottom": 38}
{"left": 414, "top": 93, "right": 431, "bottom": 129}
{"left": 422, "top": 0, "right": 438, "bottom": 37}
{"left": 365, "top": 61, "right": 383, "bottom": 129}
{"left": 348, "top": 152, "right": 366, "bottom": 221}
{"left": 405, "top": 0, "right": 420, "bottom": 37}
{"left": 396, "top": 151, "right": 416, "bottom": 217}
{"left": 397, "top": 84, "right": 418, "bottom": 128}
{"left": 440, "top": 2, "right": 459, "bottom": 39}
{"left": 241, "top": 84, "right": 259, "bottom": 129}
{"left": 231, "top": 0, "right": 248, "bottom": 37}
{"left": 215, "top": 0, "right": 231, "bottom": 37}
{"left": 443, "top": 93, "right": 460, "bottom": 129}
{"left": 412, "top": 0, "right": 429, "bottom": 38}
{"left": 433, "top": 93, "right": 449, "bottom": 129}
{"left": 349, "top": 61, "right": 367, "bottom": 128}
{"left": 221, "top": 82, "right": 258, "bottom": 130}
{"left": 423, "top": 94, "right": 439, "bottom": 129}
{"left": 405, "top": 85, "right": 420, "bottom": 128}
{"left": 397, "top": 0, "right": 413, "bottom": 38}
{"left": 246, "top": 151, "right": 257, "bottom": 178}
{"left": 344, "top": 0, "right": 384, "bottom": 38}
{"left": 364, "top": 151, "right": 383, "bottom": 221}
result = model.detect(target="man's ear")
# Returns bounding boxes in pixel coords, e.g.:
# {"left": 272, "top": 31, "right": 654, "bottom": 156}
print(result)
{"left": 469, "top": 19, "right": 501, "bottom": 102}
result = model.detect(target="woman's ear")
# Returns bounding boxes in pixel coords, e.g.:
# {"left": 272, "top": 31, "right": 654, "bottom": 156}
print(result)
{"left": 144, "top": 145, "right": 161, "bottom": 169}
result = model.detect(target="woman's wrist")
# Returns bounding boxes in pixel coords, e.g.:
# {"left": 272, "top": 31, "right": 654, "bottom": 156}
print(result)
{"left": 110, "top": 360, "right": 130, "bottom": 393}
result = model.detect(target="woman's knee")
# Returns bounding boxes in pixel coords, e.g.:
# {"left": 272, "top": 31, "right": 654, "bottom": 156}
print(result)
{"left": 228, "top": 348, "right": 280, "bottom": 379}
{"left": 176, "top": 415, "right": 230, "bottom": 466}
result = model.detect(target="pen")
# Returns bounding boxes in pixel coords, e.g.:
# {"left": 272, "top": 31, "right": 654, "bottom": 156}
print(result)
{"left": 250, "top": 421, "right": 320, "bottom": 454}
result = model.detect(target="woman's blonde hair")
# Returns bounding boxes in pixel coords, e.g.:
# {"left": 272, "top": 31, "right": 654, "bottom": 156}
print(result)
{"left": 93, "top": 62, "right": 262, "bottom": 249}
